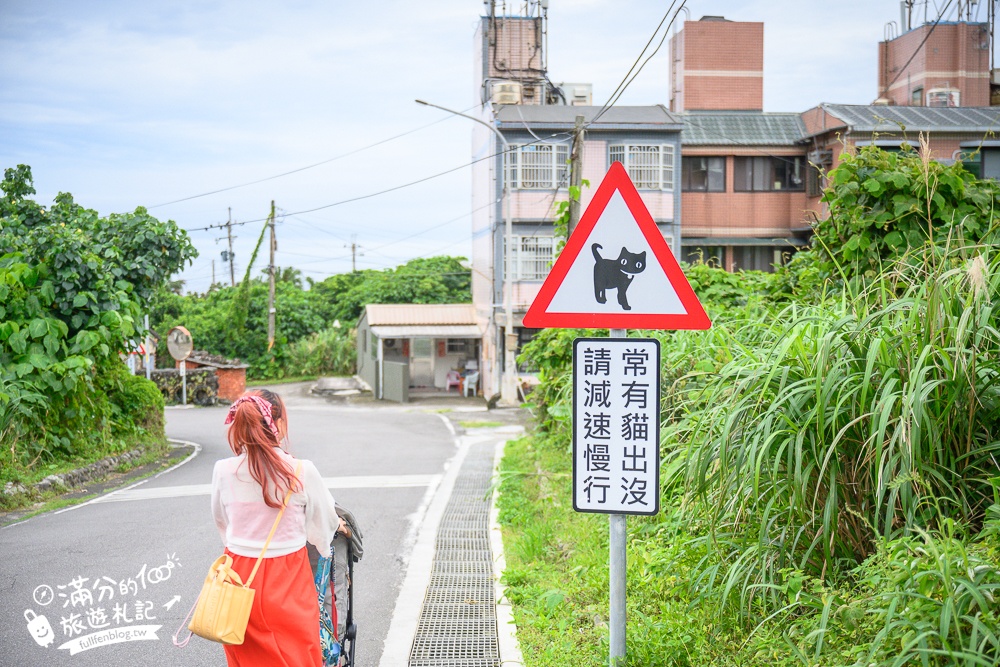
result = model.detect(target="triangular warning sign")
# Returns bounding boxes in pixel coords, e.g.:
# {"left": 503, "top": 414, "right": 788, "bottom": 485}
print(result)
{"left": 523, "top": 161, "right": 711, "bottom": 330}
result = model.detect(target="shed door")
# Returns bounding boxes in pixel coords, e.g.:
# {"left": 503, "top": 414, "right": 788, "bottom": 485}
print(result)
{"left": 410, "top": 338, "right": 433, "bottom": 387}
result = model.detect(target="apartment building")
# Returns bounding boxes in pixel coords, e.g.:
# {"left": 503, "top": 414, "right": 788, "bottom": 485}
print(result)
{"left": 455, "top": 4, "right": 1000, "bottom": 401}
{"left": 470, "top": 9, "right": 683, "bottom": 399}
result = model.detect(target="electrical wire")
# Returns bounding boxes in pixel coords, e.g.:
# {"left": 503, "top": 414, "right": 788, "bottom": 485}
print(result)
{"left": 149, "top": 105, "right": 478, "bottom": 209}
{"left": 182, "top": 130, "right": 571, "bottom": 233}
{"left": 878, "top": 0, "right": 955, "bottom": 99}
{"left": 589, "top": 0, "right": 685, "bottom": 126}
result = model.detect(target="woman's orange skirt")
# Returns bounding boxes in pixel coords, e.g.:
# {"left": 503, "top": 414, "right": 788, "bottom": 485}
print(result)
{"left": 223, "top": 547, "right": 320, "bottom": 667}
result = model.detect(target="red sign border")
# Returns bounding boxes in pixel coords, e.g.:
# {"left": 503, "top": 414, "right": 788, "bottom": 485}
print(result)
{"left": 523, "top": 161, "right": 711, "bottom": 330}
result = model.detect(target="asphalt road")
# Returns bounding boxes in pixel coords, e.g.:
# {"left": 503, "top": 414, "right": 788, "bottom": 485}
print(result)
{"left": 0, "top": 384, "right": 459, "bottom": 667}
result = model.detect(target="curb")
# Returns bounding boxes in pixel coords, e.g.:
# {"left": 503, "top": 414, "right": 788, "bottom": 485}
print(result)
{"left": 3, "top": 447, "right": 147, "bottom": 499}
{"left": 491, "top": 435, "right": 526, "bottom": 666}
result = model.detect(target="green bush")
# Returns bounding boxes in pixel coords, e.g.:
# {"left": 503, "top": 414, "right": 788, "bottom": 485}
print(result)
{"left": 111, "top": 370, "right": 165, "bottom": 434}
{"left": 286, "top": 325, "right": 356, "bottom": 377}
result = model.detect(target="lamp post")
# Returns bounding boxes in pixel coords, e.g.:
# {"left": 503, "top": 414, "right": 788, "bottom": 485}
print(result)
{"left": 416, "top": 99, "right": 519, "bottom": 406}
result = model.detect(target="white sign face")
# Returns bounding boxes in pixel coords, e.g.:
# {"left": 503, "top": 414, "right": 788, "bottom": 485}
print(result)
{"left": 573, "top": 337, "right": 660, "bottom": 516}
{"left": 547, "top": 191, "right": 686, "bottom": 316}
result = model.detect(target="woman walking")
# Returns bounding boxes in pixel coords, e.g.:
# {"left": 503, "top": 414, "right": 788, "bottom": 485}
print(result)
{"left": 212, "top": 389, "right": 342, "bottom": 667}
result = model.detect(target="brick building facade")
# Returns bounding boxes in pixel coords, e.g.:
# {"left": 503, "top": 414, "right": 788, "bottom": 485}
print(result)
{"left": 878, "top": 21, "right": 990, "bottom": 107}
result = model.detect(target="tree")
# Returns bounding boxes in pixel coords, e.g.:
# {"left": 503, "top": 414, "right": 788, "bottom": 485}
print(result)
{"left": 0, "top": 164, "right": 197, "bottom": 460}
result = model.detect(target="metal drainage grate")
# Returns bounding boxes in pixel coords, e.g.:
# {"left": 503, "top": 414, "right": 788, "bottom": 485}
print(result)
{"left": 409, "top": 440, "right": 500, "bottom": 666}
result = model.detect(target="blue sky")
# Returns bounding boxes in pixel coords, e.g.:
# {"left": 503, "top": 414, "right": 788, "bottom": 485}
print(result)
{"left": 1, "top": 0, "right": 981, "bottom": 293}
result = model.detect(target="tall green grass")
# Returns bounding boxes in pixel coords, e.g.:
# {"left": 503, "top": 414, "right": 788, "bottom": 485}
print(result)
{"left": 667, "top": 246, "right": 1000, "bottom": 618}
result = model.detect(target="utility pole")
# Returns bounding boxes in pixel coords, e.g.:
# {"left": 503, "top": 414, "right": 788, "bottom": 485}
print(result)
{"left": 567, "top": 114, "right": 585, "bottom": 239}
{"left": 350, "top": 234, "right": 358, "bottom": 272}
{"left": 211, "top": 259, "right": 216, "bottom": 286}
{"left": 267, "top": 201, "right": 276, "bottom": 351}
{"left": 227, "top": 207, "right": 236, "bottom": 287}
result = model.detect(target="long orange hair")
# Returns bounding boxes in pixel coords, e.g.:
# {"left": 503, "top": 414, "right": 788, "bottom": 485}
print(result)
{"left": 226, "top": 389, "right": 301, "bottom": 508}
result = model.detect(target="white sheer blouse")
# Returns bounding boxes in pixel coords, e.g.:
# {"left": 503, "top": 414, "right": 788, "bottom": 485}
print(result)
{"left": 211, "top": 449, "right": 339, "bottom": 558}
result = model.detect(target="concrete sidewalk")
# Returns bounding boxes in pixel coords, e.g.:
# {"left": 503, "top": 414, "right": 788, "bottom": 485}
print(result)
{"left": 379, "top": 408, "right": 526, "bottom": 667}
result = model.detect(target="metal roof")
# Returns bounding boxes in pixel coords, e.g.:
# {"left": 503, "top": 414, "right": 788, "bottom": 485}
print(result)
{"left": 370, "top": 325, "right": 482, "bottom": 339}
{"left": 364, "top": 304, "right": 478, "bottom": 326}
{"left": 496, "top": 104, "right": 683, "bottom": 130}
{"left": 819, "top": 104, "right": 1000, "bottom": 134}
{"left": 681, "top": 112, "right": 806, "bottom": 146}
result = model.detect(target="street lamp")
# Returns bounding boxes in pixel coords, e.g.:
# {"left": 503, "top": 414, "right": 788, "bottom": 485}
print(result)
{"left": 415, "top": 98, "right": 519, "bottom": 407}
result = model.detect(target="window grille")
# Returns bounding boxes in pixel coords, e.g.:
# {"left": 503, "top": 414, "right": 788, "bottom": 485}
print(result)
{"left": 506, "top": 144, "right": 569, "bottom": 189}
{"left": 609, "top": 144, "right": 675, "bottom": 189}
{"left": 505, "top": 235, "right": 555, "bottom": 280}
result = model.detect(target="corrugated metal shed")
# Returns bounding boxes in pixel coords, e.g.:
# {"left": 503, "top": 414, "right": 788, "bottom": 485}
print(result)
{"left": 370, "top": 325, "right": 482, "bottom": 339}
{"left": 364, "top": 304, "right": 478, "bottom": 326}
{"left": 681, "top": 112, "right": 806, "bottom": 146}
{"left": 496, "top": 104, "right": 683, "bottom": 130}
{"left": 820, "top": 104, "right": 1000, "bottom": 134}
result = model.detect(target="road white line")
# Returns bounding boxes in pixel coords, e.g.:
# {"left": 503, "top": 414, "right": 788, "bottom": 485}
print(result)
{"left": 91, "top": 474, "right": 440, "bottom": 503}
{"left": 378, "top": 427, "right": 470, "bottom": 667}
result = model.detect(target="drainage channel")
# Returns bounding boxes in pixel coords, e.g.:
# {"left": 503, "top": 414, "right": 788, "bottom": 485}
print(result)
{"left": 409, "top": 440, "right": 500, "bottom": 667}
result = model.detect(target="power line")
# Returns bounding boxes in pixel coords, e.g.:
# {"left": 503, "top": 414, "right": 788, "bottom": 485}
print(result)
{"left": 149, "top": 105, "right": 478, "bottom": 209}
{"left": 878, "top": 0, "right": 955, "bottom": 100}
{"left": 181, "top": 131, "right": 571, "bottom": 233}
{"left": 590, "top": 0, "right": 686, "bottom": 126}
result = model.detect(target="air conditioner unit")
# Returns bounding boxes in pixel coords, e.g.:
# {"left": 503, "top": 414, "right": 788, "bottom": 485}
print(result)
{"left": 491, "top": 81, "right": 522, "bottom": 105}
{"left": 555, "top": 82, "right": 593, "bottom": 106}
{"left": 927, "top": 88, "right": 959, "bottom": 107}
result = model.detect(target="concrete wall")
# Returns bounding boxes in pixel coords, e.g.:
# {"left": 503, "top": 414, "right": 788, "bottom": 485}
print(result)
{"left": 382, "top": 361, "right": 409, "bottom": 403}
{"left": 356, "top": 319, "right": 377, "bottom": 394}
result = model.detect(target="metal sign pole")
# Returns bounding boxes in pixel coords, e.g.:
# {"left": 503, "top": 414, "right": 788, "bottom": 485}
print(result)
{"left": 180, "top": 359, "right": 187, "bottom": 406}
{"left": 608, "top": 327, "right": 627, "bottom": 667}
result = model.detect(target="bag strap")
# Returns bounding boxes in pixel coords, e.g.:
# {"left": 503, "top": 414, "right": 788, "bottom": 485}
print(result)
{"left": 245, "top": 461, "right": 302, "bottom": 588}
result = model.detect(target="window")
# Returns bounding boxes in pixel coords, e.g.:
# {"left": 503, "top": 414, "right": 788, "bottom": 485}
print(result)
{"left": 682, "top": 246, "right": 724, "bottom": 267}
{"left": 446, "top": 339, "right": 469, "bottom": 354}
{"left": 609, "top": 144, "right": 675, "bottom": 189}
{"left": 506, "top": 235, "right": 555, "bottom": 280}
{"left": 506, "top": 143, "right": 569, "bottom": 189}
{"left": 732, "top": 246, "right": 794, "bottom": 272}
{"left": 806, "top": 150, "right": 833, "bottom": 197}
{"left": 681, "top": 156, "right": 725, "bottom": 192}
{"left": 911, "top": 87, "right": 923, "bottom": 106}
{"left": 734, "top": 156, "right": 804, "bottom": 192}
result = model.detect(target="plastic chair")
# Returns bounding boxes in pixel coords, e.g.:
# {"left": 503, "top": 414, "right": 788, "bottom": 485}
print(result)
{"left": 462, "top": 372, "right": 480, "bottom": 397}
{"left": 445, "top": 370, "right": 462, "bottom": 392}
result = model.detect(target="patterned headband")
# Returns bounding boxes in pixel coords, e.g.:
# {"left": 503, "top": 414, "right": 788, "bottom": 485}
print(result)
{"left": 224, "top": 395, "right": 281, "bottom": 441}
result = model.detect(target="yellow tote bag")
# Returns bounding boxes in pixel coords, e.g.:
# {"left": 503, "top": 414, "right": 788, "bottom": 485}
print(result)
{"left": 187, "top": 554, "right": 256, "bottom": 645}
{"left": 175, "top": 462, "right": 301, "bottom": 647}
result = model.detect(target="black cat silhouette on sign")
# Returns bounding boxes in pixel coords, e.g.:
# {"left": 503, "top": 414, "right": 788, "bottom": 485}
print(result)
{"left": 592, "top": 244, "right": 645, "bottom": 310}
{"left": 523, "top": 161, "right": 710, "bottom": 330}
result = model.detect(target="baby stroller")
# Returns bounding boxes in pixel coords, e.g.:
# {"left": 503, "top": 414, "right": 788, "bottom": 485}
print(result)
{"left": 309, "top": 503, "right": 363, "bottom": 667}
